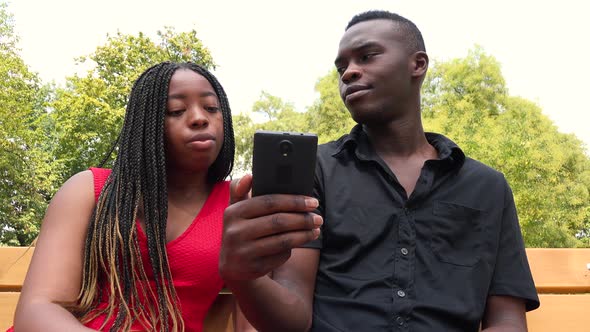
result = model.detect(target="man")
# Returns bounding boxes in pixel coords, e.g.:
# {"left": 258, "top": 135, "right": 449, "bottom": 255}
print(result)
{"left": 220, "top": 10, "right": 539, "bottom": 332}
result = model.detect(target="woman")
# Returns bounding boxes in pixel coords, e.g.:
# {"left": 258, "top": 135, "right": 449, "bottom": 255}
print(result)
{"left": 11, "top": 62, "right": 234, "bottom": 331}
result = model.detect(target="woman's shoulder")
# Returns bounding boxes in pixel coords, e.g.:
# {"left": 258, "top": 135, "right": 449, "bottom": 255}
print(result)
{"left": 51, "top": 170, "right": 96, "bottom": 206}
{"left": 51, "top": 167, "right": 111, "bottom": 208}
{"left": 216, "top": 180, "right": 231, "bottom": 191}
{"left": 60, "top": 170, "right": 95, "bottom": 194}
{"left": 88, "top": 167, "right": 112, "bottom": 201}
{"left": 215, "top": 180, "right": 231, "bottom": 196}
{"left": 88, "top": 167, "right": 112, "bottom": 176}
{"left": 39, "top": 170, "right": 97, "bottom": 236}
{"left": 209, "top": 180, "right": 231, "bottom": 207}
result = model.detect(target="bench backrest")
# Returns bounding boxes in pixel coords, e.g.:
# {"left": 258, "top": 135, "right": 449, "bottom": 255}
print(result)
{"left": 1, "top": 248, "right": 589, "bottom": 331}
{"left": 524, "top": 248, "right": 590, "bottom": 332}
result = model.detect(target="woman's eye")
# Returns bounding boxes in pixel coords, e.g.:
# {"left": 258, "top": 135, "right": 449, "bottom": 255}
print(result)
{"left": 167, "top": 110, "right": 185, "bottom": 117}
{"left": 205, "top": 106, "right": 220, "bottom": 113}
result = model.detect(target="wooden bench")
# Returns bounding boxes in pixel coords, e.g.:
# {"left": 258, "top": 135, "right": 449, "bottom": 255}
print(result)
{"left": 0, "top": 247, "right": 234, "bottom": 331}
{"left": 2, "top": 247, "right": 589, "bottom": 331}
{"left": 525, "top": 249, "right": 590, "bottom": 331}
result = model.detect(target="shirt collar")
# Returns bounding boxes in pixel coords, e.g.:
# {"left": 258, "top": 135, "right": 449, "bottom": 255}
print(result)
{"left": 332, "top": 124, "right": 465, "bottom": 169}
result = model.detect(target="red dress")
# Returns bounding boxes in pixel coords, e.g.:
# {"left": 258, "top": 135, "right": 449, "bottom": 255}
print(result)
{"left": 7, "top": 168, "right": 229, "bottom": 331}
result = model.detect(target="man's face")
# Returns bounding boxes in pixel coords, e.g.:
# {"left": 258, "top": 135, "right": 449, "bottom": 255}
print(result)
{"left": 335, "top": 19, "right": 415, "bottom": 124}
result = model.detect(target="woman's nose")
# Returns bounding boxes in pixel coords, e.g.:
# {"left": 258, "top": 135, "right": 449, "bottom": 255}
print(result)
{"left": 188, "top": 107, "right": 209, "bottom": 128}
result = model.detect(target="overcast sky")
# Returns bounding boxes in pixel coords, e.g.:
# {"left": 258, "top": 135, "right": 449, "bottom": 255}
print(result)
{"left": 9, "top": 0, "right": 590, "bottom": 151}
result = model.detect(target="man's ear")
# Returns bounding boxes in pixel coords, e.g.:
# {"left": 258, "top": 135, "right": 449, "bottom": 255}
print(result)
{"left": 412, "top": 51, "right": 429, "bottom": 78}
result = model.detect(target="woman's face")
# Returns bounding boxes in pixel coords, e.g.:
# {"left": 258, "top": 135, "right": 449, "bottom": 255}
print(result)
{"left": 164, "top": 69, "right": 224, "bottom": 173}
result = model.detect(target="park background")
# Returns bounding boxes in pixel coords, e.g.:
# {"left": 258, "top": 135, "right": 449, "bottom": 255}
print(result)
{"left": 1, "top": 0, "right": 589, "bottom": 247}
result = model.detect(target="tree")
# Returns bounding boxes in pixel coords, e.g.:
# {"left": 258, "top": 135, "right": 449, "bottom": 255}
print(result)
{"left": 237, "top": 47, "right": 590, "bottom": 247}
{"left": 0, "top": 2, "right": 55, "bottom": 245}
{"left": 234, "top": 71, "right": 356, "bottom": 172}
{"left": 490, "top": 98, "right": 590, "bottom": 247}
{"left": 234, "top": 91, "right": 310, "bottom": 172}
{"left": 306, "top": 69, "right": 356, "bottom": 144}
{"left": 51, "top": 28, "right": 216, "bottom": 181}
{"left": 0, "top": 14, "right": 218, "bottom": 245}
{"left": 232, "top": 112, "right": 257, "bottom": 173}
{"left": 422, "top": 47, "right": 590, "bottom": 247}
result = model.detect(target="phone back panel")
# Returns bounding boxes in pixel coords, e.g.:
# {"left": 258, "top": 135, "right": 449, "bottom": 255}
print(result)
{"left": 252, "top": 131, "right": 318, "bottom": 197}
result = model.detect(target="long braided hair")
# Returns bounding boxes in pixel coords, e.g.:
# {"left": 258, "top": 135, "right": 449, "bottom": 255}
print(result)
{"left": 73, "top": 62, "right": 234, "bottom": 331}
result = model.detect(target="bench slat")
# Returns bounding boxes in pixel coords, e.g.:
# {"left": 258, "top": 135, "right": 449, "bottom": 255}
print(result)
{"left": 526, "top": 248, "right": 590, "bottom": 293}
{"left": 0, "top": 293, "right": 19, "bottom": 331}
{"left": 2, "top": 247, "right": 590, "bottom": 331}
{"left": 527, "top": 294, "right": 590, "bottom": 332}
{"left": 0, "top": 247, "right": 34, "bottom": 292}
{"left": 5, "top": 249, "right": 589, "bottom": 292}
{"left": 0, "top": 292, "right": 233, "bottom": 332}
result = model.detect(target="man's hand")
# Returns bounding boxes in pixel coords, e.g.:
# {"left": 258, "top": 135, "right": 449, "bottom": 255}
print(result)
{"left": 219, "top": 174, "right": 322, "bottom": 283}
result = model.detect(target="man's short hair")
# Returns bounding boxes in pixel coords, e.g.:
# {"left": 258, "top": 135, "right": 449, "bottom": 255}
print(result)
{"left": 346, "top": 10, "right": 426, "bottom": 53}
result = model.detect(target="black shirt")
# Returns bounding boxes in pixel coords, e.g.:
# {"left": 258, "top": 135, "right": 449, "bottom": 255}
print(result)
{"left": 303, "top": 125, "right": 539, "bottom": 332}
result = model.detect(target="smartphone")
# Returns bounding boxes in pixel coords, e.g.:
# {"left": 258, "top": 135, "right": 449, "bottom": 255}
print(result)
{"left": 251, "top": 130, "right": 318, "bottom": 197}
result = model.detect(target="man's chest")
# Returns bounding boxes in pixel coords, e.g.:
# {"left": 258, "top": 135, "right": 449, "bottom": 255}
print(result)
{"left": 319, "top": 165, "right": 503, "bottom": 276}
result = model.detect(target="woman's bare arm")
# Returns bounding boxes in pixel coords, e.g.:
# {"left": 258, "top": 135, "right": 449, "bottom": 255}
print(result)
{"left": 13, "top": 171, "right": 97, "bottom": 332}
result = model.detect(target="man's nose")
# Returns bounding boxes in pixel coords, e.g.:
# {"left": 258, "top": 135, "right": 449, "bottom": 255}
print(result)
{"left": 341, "top": 65, "right": 362, "bottom": 84}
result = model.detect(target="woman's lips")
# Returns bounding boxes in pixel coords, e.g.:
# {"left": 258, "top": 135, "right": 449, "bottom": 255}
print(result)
{"left": 187, "top": 133, "right": 215, "bottom": 150}
{"left": 187, "top": 139, "right": 214, "bottom": 150}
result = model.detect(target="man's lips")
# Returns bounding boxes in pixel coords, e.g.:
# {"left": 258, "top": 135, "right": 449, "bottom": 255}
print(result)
{"left": 343, "top": 84, "right": 371, "bottom": 103}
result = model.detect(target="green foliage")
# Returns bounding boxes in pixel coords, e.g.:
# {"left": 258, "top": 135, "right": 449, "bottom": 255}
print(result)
{"left": 422, "top": 47, "right": 590, "bottom": 247}
{"left": 423, "top": 46, "right": 507, "bottom": 119}
{"left": 233, "top": 112, "right": 257, "bottom": 173}
{"left": 237, "top": 47, "right": 590, "bottom": 247}
{"left": 0, "top": 2, "right": 15, "bottom": 50}
{"left": 234, "top": 91, "right": 310, "bottom": 172}
{"left": 0, "top": 3, "right": 55, "bottom": 245}
{"left": 51, "top": 28, "right": 216, "bottom": 181}
{"left": 235, "top": 71, "right": 357, "bottom": 172}
{"left": 0, "top": 2, "right": 217, "bottom": 245}
{"left": 1, "top": 0, "right": 588, "bottom": 248}
{"left": 306, "top": 70, "right": 356, "bottom": 144}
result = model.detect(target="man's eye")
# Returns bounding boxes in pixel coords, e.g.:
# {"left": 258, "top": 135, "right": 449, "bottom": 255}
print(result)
{"left": 361, "top": 53, "right": 376, "bottom": 62}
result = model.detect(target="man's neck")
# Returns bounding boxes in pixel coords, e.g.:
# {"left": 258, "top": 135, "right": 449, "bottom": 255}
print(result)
{"left": 363, "top": 112, "right": 438, "bottom": 197}
{"left": 363, "top": 113, "right": 433, "bottom": 158}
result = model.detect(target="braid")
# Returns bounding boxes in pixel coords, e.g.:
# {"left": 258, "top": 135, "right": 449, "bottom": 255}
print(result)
{"left": 73, "top": 62, "right": 217, "bottom": 331}
{"left": 138, "top": 63, "right": 179, "bottom": 331}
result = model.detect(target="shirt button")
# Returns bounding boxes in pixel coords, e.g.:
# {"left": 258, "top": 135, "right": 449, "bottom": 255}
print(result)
{"left": 397, "top": 290, "right": 406, "bottom": 298}
{"left": 400, "top": 248, "right": 409, "bottom": 256}
{"left": 396, "top": 316, "right": 404, "bottom": 326}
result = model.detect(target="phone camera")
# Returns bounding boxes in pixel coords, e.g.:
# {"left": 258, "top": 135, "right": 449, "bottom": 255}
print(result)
{"left": 279, "top": 140, "right": 293, "bottom": 157}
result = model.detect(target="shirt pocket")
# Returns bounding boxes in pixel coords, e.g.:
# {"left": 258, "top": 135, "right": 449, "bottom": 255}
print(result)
{"left": 429, "top": 201, "right": 486, "bottom": 267}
